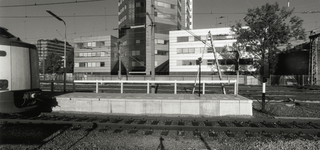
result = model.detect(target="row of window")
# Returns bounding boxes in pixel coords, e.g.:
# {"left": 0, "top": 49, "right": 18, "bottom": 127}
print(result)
{"left": 122, "top": 39, "right": 168, "bottom": 45}
{"left": 176, "top": 35, "right": 236, "bottom": 42}
{"left": 75, "top": 62, "right": 105, "bottom": 68}
{"left": 155, "top": 11, "right": 175, "bottom": 19}
{"left": 177, "top": 59, "right": 253, "bottom": 66}
{"left": 155, "top": 1, "right": 176, "bottom": 9}
{"left": 119, "top": 15, "right": 127, "bottom": 25}
{"left": 76, "top": 41, "right": 105, "bottom": 49}
{"left": 176, "top": 47, "right": 230, "bottom": 54}
{"left": 75, "top": 51, "right": 108, "bottom": 57}
{"left": 156, "top": 50, "right": 168, "bottom": 55}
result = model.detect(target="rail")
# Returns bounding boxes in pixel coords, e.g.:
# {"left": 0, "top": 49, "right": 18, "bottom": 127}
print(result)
{"left": 74, "top": 80, "right": 238, "bottom": 95}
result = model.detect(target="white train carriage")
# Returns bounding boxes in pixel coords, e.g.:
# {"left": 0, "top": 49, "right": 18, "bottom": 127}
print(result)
{"left": 0, "top": 27, "right": 41, "bottom": 113}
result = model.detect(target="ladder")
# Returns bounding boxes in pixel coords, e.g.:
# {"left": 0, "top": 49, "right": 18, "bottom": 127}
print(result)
{"left": 192, "top": 31, "right": 226, "bottom": 94}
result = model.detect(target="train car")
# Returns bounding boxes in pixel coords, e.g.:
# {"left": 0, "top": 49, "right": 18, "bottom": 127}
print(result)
{"left": 0, "top": 27, "right": 41, "bottom": 113}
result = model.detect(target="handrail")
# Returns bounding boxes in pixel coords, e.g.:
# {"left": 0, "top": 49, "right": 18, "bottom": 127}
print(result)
{"left": 74, "top": 80, "right": 238, "bottom": 95}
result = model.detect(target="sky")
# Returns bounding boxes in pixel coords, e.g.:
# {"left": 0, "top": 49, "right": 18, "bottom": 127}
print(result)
{"left": 0, "top": 0, "right": 319, "bottom": 45}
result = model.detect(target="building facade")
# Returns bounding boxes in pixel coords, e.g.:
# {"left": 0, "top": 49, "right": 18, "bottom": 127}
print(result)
{"left": 73, "top": 36, "right": 118, "bottom": 75}
{"left": 36, "top": 39, "right": 74, "bottom": 73}
{"left": 118, "top": 0, "right": 193, "bottom": 74}
{"left": 169, "top": 27, "right": 255, "bottom": 75}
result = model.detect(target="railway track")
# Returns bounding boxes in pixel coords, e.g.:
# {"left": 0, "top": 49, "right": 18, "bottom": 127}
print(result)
{"left": 1, "top": 113, "right": 320, "bottom": 139}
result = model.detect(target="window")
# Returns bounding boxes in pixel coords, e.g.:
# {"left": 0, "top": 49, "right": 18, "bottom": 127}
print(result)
{"left": 177, "top": 48, "right": 195, "bottom": 54}
{"left": 156, "top": 50, "right": 168, "bottom": 55}
{"left": 136, "top": 2, "right": 141, "bottom": 7}
{"left": 88, "top": 62, "right": 92, "bottom": 67}
{"left": 136, "top": 40, "right": 140, "bottom": 44}
{"left": 177, "top": 36, "right": 189, "bottom": 42}
{"left": 96, "top": 62, "right": 101, "bottom": 67}
{"left": 88, "top": 42, "right": 96, "bottom": 47}
{"left": 207, "top": 60, "right": 214, "bottom": 65}
{"left": 91, "top": 62, "right": 96, "bottom": 67}
{"left": 0, "top": 51, "right": 6, "bottom": 57}
{"left": 101, "top": 52, "right": 106, "bottom": 56}
{"left": 75, "top": 63, "right": 79, "bottom": 67}
{"left": 155, "top": 39, "right": 168, "bottom": 45}
{"left": 132, "top": 51, "right": 140, "bottom": 56}
{"left": 0, "top": 80, "right": 8, "bottom": 90}
{"left": 79, "top": 62, "right": 86, "bottom": 67}
{"left": 182, "top": 60, "right": 196, "bottom": 66}
{"left": 100, "top": 62, "right": 105, "bottom": 67}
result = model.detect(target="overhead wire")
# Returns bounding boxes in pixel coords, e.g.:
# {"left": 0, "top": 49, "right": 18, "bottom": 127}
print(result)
{"left": 0, "top": 0, "right": 107, "bottom": 7}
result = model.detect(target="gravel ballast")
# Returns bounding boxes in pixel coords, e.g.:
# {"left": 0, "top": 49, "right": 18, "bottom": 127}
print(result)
{"left": 1, "top": 101, "right": 320, "bottom": 149}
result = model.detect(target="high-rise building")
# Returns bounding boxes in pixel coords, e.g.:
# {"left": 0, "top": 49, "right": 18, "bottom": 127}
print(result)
{"left": 73, "top": 36, "right": 118, "bottom": 75}
{"left": 36, "top": 39, "right": 74, "bottom": 73}
{"left": 117, "top": 0, "right": 193, "bottom": 75}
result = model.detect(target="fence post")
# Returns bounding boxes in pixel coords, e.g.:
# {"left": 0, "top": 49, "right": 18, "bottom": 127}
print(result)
{"left": 121, "top": 82, "right": 124, "bottom": 93}
{"left": 96, "top": 82, "right": 98, "bottom": 93}
{"left": 147, "top": 81, "right": 150, "bottom": 94}
{"left": 202, "top": 83, "right": 205, "bottom": 94}
{"left": 174, "top": 80, "right": 177, "bottom": 94}
{"left": 73, "top": 81, "right": 75, "bottom": 92}
{"left": 51, "top": 80, "right": 54, "bottom": 92}
{"left": 234, "top": 80, "right": 236, "bottom": 95}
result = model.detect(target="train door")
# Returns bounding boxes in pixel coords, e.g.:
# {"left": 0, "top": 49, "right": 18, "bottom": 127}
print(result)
{"left": 0, "top": 45, "right": 11, "bottom": 91}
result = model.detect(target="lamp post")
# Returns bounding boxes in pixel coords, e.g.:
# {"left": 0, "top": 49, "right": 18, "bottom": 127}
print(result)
{"left": 46, "top": 10, "right": 67, "bottom": 93}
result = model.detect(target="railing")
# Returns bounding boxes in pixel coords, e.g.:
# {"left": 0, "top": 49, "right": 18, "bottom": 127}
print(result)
{"left": 74, "top": 80, "right": 238, "bottom": 95}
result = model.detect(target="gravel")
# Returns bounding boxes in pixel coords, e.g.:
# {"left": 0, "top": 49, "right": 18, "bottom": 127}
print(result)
{"left": 1, "top": 101, "right": 320, "bottom": 149}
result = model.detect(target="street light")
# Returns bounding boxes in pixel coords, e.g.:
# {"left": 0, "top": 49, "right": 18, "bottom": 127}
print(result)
{"left": 46, "top": 10, "right": 67, "bottom": 93}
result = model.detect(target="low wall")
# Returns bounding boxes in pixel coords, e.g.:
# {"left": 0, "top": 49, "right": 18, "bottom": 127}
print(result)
{"left": 52, "top": 94, "right": 253, "bottom": 117}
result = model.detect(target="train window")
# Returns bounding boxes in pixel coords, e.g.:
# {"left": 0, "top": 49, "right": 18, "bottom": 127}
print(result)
{"left": 0, "top": 51, "right": 6, "bottom": 57}
{"left": 0, "top": 80, "right": 8, "bottom": 90}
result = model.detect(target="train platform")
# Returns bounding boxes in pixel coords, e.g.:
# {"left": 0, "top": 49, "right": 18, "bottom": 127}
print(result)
{"left": 42, "top": 92, "right": 253, "bottom": 117}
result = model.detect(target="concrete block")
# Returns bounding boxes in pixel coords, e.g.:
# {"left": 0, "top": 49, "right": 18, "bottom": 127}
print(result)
{"left": 199, "top": 100, "right": 219, "bottom": 116}
{"left": 109, "top": 99, "right": 126, "bottom": 114}
{"left": 145, "top": 100, "right": 161, "bottom": 114}
{"left": 75, "top": 100, "right": 91, "bottom": 112}
{"left": 180, "top": 100, "right": 199, "bottom": 115}
{"left": 126, "top": 99, "right": 145, "bottom": 114}
{"left": 240, "top": 100, "right": 253, "bottom": 115}
{"left": 161, "top": 100, "right": 181, "bottom": 115}
{"left": 220, "top": 100, "right": 240, "bottom": 115}
{"left": 92, "top": 99, "right": 109, "bottom": 113}
{"left": 56, "top": 98, "right": 75, "bottom": 112}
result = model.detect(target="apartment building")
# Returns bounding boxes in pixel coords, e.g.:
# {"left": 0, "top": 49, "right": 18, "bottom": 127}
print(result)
{"left": 73, "top": 36, "right": 118, "bottom": 75}
{"left": 169, "top": 27, "right": 255, "bottom": 75}
{"left": 36, "top": 38, "right": 74, "bottom": 72}
{"left": 118, "top": 0, "right": 193, "bottom": 74}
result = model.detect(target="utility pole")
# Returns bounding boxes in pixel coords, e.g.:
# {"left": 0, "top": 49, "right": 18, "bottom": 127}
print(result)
{"left": 117, "top": 41, "right": 122, "bottom": 80}
{"left": 197, "top": 57, "right": 202, "bottom": 97}
{"left": 146, "top": 0, "right": 156, "bottom": 94}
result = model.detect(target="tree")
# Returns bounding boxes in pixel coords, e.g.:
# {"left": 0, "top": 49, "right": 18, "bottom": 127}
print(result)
{"left": 66, "top": 50, "right": 74, "bottom": 73}
{"left": 231, "top": 2, "right": 306, "bottom": 112}
{"left": 44, "top": 52, "right": 63, "bottom": 74}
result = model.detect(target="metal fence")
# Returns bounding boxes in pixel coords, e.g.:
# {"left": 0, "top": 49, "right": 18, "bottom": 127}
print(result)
{"left": 40, "top": 73, "right": 312, "bottom": 86}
